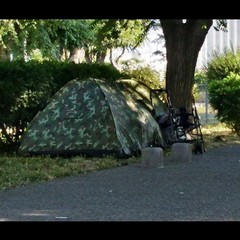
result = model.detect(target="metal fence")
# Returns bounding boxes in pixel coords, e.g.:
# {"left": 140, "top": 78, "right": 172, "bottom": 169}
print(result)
{"left": 194, "top": 84, "right": 219, "bottom": 125}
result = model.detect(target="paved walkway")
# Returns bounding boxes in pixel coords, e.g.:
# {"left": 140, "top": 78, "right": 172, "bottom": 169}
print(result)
{"left": 1, "top": 145, "right": 240, "bottom": 221}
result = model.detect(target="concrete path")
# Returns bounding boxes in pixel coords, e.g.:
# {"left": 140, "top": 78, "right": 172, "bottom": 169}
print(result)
{"left": 0, "top": 145, "right": 240, "bottom": 221}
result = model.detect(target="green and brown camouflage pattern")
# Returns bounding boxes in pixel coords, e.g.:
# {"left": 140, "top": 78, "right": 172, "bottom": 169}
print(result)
{"left": 18, "top": 78, "right": 164, "bottom": 157}
{"left": 117, "top": 79, "right": 169, "bottom": 116}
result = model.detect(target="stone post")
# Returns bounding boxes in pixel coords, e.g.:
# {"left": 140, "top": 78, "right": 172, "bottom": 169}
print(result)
{"left": 141, "top": 147, "right": 164, "bottom": 168}
{"left": 171, "top": 142, "right": 192, "bottom": 163}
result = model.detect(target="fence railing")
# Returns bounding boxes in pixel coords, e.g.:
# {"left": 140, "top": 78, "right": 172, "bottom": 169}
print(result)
{"left": 194, "top": 84, "right": 218, "bottom": 125}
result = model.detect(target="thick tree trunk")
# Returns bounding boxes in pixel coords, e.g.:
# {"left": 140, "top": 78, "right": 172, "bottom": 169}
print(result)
{"left": 69, "top": 47, "right": 81, "bottom": 63}
{"left": 160, "top": 19, "right": 213, "bottom": 109}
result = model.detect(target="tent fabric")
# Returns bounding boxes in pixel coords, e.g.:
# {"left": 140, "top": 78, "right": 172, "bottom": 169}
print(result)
{"left": 18, "top": 78, "right": 164, "bottom": 158}
{"left": 117, "top": 79, "right": 169, "bottom": 116}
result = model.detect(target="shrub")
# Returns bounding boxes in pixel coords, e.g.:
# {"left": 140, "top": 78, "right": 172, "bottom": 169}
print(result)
{"left": 208, "top": 72, "right": 240, "bottom": 135}
{"left": 0, "top": 60, "right": 125, "bottom": 153}
{"left": 205, "top": 48, "right": 240, "bottom": 82}
{"left": 121, "top": 62, "right": 163, "bottom": 89}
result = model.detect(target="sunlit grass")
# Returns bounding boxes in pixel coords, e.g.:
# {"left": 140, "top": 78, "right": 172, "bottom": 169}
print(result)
{"left": 0, "top": 155, "right": 139, "bottom": 191}
{"left": 202, "top": 122, "right": 240, "bottom": 150}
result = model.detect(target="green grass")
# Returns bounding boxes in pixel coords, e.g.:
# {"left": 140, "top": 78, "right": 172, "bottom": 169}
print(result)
{"left": 0, "top": 122, "right": 239, "bottom": 191}
{"left": 202, "top": 122, "right": 240, "bottom": 149}
{"left": 0, "top": 155, "right": 139, "bottom": 191}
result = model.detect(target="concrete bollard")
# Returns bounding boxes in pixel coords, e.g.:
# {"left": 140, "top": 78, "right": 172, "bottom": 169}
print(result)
{"left": 171, "top": 142, "right": 192, "bottom": 163}
{"left": 141, "top": 147, "right": 164, "bottom": 168}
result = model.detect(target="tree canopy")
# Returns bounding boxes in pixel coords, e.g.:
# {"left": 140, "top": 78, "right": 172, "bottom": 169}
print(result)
{"left": 0, "top": 19, "right": 228, "bottom": 108}
{"left": 0, "top": 19, "right": 156, "bottom": 65}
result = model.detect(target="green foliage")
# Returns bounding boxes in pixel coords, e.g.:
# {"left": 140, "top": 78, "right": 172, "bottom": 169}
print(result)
{"left": 0, "top": 155, "right": 119, "bottom": 190}
{"left": 205, "top": 49, "right": 240, "bottom": 135}
{"left": 205, "top": 48, "right": 240, "bottom": 82}
{"left": 0, "top": 154, "right": 140, "bottom": 191}
{"left": 0, "top": 19, "right": 154, "bottom": 64}
{"left": 208, "top": 72, "right": 240, "bottom": 135}
{"left": 0, "top": 60, "right": 124, "bottom": 153}
{"left": 0, "top": 20, "right": 95, "bottom": 61}
{"left": 193, "top": 71, "right": 208, "bottom": 101}
{"left": 83, "top": 19, "right": 155, "bottom": 64}
{"left": 194, "top": 71, "right": 208, "bottom": 84}
{"left": 91, "top": 19, "right": 152, "bottom": 49}
{"left": 120, "top": 60, "right": 162, "bottom": 89}
{"left": 33, "top": 20, "right": 94, "bottom": 61}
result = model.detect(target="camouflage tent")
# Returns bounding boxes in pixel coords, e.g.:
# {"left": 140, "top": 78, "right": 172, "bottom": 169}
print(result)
{"left": 118, "top": 79, "right": 176, "bottom": 145}
{"left": 117, "top": 79, "right": 168, "bottom": 116}
{"left": 18, "top": 78, "right": 164, "bottom": 158}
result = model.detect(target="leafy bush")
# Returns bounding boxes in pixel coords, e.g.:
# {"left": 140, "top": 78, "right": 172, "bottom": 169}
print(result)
{"left": 194, "top": 71, "right": 208, "bottom": 85}
{"left": 205, "top": 48, "right": 240, "bottom": 82}
{"left": 193, "top": 71, "right": 208, "bottom": 102}
{"left": 208, "top": 72, "right": 240, "bottom": 135}
{"left": 121, "top": 60, "right": 163, "bottom": 89}
{"left": 0, "top": 60, "right": 125, "bottom": 153}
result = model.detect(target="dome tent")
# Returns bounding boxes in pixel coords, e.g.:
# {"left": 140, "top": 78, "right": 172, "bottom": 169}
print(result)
{"left": 18, "top": 78, "right": 164, "bottom": 158}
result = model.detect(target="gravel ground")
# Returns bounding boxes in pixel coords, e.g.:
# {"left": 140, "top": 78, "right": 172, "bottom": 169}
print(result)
{"left": 0, "top": 145, "right": 240, "bottom": 222}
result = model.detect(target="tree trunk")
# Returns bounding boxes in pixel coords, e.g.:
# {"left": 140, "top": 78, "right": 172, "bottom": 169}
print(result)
{"left": 0, "top": 45, "right": 10, "bottom": 61}
{"left": 59, "top": 45, "right": 64, "bottom": 61}
{"left": 69, "top": 47, "right": 81, "bottom": 63}
{"left": 96, "top": 51, "right": 107, "bottom": 63}
{"left": 109, "top": 48, "right": 126, "bottom": 70}
{"left": 160, "top": 19, "right": 213, "bottom": 109}
{"left": 84, "top": 47, "right": 92, "bottom": 63}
